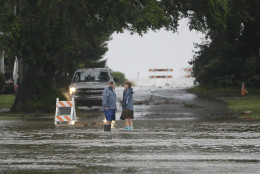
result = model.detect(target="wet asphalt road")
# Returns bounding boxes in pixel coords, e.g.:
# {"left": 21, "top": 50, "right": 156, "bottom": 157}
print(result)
{"left": 0, "top": 87, "right": 260, "bottom": 174}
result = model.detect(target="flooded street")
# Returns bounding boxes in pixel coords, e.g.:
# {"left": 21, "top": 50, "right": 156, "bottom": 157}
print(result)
{"left": 1, "top": 88, "right": 260, "bottom": 174}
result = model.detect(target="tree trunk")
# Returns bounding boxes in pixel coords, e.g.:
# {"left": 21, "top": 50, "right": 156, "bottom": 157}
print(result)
{"left": 10, "top": 61, "right": 65, "bottom": 113}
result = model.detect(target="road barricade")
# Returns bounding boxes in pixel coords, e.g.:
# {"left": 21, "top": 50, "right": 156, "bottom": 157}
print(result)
{"left": 149, "top": 68, "right": 173, "bottom": 85}
{"left": 149, "top": 75, "right": 173, "bottom": 78}
{"left": 183, "top": 67, "right": 194, "bottom": 78}
{"left": 149, "top": 69, "right": 173, "bottom": 72}
{"left": 54, "top": 98, "right": 77, "bottom": 125}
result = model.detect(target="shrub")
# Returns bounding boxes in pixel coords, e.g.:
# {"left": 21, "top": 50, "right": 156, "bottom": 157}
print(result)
{"left": 111, "top": 71, "right": 127, "bottom": 86}
{"left": 0, "top": 72, "right": 6, "bottom": 93}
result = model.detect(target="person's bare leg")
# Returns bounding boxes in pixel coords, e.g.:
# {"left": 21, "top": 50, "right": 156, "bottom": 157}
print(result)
{"left": 129, "top": 119, "right": 133, "bottom": 130}
{"left": 106, "top": 121, "right": 111, "bottom": 125}
{"left": 125, "top": 119, "right": 129, "bottom": 126}
{"left": 125, "top": 119, "right": 130, "bottom": 130}
{"left": 129, "top": 119, "right": 133, "bottom": 126}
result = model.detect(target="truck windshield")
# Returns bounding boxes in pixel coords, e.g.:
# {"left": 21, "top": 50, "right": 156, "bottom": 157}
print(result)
{"left": 73, "top": 71, "right": 109, "bottom": 82}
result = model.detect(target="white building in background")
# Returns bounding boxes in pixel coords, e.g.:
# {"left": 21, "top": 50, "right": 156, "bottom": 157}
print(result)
{"left": 0, "top": 50, "right": 4, "bottom": 74}
{"left": 0, "top": 32, "right": 21, "bottom": 84}
{"left": 0, "top": 31, "right": 4, "bottom": 74}
{"left": 13, "top": 57, "right": 19, "bottom": 85}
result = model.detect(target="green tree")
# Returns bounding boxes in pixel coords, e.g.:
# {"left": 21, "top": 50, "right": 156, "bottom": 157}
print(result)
{"left": 0, "top": 72, "right": 5, "bottom": 92}
{"left": 3, "top": 0, "right": 257, "bottom": 113}
{"left": 0, "top": 0, "right": 112, "bottom": 112}
{"left": 0, "top": 0, "right": 173, "bottom": 112}
{"left": 188, "top": 0, "right": 260, "bottom": 87}
{"left": 162, "top": 0, "right": 260, "bottom": 87}
{"left": 111, "top": 71, "right": 127, "bottom": 86}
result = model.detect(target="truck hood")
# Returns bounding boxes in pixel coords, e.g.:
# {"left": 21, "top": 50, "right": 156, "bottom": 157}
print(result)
{"left": 70, "top": 82, "right": 107, "bottom": 89}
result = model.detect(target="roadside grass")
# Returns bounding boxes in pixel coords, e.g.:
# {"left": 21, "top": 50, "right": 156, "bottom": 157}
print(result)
{"left": 0, "top": 89, "right": 64, "bottom": 118}
{"left": 188, "top": 86, "right": 260, "bottom": 96}
{"left": 0, "top": 88, "right": 69, "bottom": 116}
{"left": 224, "top": 96, "right": 260, "bottom": 119}
{"left": 0, "top": 94, "right": 52, "bottom": 117}
{"left": 0, "top": 94, "right": 15, "bottom": 109}
{"left": 188, "top": 86, "right": 260, "bottom": 120}
{"left": 0, "top": 112, "right": 53, "bottom": 117}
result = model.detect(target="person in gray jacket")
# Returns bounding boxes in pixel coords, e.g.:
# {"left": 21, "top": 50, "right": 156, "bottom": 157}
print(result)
{"left": 102, "top": 79, "right": 117, "bottom": 131}
{"left": 120, "top": 81, "right": 134, "bottom": 130}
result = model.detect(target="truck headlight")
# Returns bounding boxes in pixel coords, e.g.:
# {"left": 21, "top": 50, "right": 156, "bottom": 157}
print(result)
{"left": 69, "top": 87, "right": 76, "bottom": 95}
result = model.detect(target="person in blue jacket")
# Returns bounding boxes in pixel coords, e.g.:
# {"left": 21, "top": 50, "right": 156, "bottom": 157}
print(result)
{"left": 102, "top": 79, "right": 117, "bottom": 131}
{"left": 120, "top": 81, "right": 134, "bottom": 130}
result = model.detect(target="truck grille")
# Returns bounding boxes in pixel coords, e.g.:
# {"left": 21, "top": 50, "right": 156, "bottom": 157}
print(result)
{"left": 76, "top": 88, "right": 104, "bottom": 95}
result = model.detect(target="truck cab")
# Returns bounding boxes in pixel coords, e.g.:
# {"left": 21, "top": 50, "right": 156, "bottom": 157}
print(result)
{"left": 69, "top": 68, "right": 116, "bottom": 106}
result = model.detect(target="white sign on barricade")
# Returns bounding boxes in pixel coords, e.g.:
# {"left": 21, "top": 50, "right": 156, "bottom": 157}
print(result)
{"left": 54, "top": 98, "right": 77, "bottom": 125}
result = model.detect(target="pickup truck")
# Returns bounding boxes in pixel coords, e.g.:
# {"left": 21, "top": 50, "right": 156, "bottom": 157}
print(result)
{"left": 69, "top": 68, "right": 118, "bottom": 106}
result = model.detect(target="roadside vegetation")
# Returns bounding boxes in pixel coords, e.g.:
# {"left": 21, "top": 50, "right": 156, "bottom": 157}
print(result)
{"left": 111, "top": 71, "right": 135, "bottom": 87}
{"left": 188, "top": 86, "right": 240, "bottom": 96}
{"left": 0, "top": 94, "right": 15, "bottom": 109}
{"left": 0, "top": 87, "right": 67, "bottom": 114}
{"left": 188, "top": 86, "right": 260, "bottom": 119}
{"left": 111, "top": 71, "right": 127, "bottom": 86}
{"left": 225, "top": 96, "right": 260, "bottom": 119}
{"left": 0, "top": 0, "right": 259, "bottom": 113}
{"left": 188, "top": 86, "right": 260, "bottom": 96}
{"left": 0, "top": 72, "right": 5, "bottom": 90}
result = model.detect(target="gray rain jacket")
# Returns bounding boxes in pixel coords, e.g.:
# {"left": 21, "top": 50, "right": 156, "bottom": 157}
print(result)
{"left": 122, "top": 88, "right": 134, "bottom": 110}
{"left": 102, "top": 86, "right": 117, "bottom": 111}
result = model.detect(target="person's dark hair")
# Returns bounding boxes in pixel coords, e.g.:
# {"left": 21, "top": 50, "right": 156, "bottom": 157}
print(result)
{"left": 124, "top": 81, "right": 132, "bottom": 88}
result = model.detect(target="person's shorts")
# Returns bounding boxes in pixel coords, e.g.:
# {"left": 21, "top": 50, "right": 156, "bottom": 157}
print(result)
{"left": 104, "top": 109, "right": 116, "bottom": 121}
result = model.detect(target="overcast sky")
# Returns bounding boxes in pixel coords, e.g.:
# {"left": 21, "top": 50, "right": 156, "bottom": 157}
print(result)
{"left": 104, "top": 19, "right": 205, "bottom": 86}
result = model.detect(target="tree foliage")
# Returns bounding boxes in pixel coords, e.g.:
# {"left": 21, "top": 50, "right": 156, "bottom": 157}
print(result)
{"left": 111, "top": 71, "right": 127, "bottom": 86}
{"left": 0, "top": 0, "right": 259, "bottom": 112}
{"left": 0, "top": 0, "right": 174, "bottom": 112}
{"left": 162, "top": 0, "right": 260, "bottom": 87}
{"left": 0, "top": 72, "right": 5, "bottom": 91}
{"left": 191, "top": 0, "right": 260, "bottom": 87}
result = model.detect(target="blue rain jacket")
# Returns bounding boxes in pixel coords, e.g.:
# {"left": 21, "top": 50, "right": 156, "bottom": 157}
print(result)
{"left": 122, "top": 88, "right": 134, "bottom": 110}
{"left": 102, "top": 87, "right": 117, "bottom": 111}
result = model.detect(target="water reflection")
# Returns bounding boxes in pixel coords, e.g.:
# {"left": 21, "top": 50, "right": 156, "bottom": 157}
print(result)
{"left": 0, "top": 88, "right": 259, "bottom": 173}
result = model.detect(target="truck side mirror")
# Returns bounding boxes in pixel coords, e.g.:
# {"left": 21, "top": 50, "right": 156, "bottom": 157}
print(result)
{"left": 113, "top": 78, "right": 119, "bottom": 82}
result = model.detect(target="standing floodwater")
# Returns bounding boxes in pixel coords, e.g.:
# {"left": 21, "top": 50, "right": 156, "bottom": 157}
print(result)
{"left": 0, "top": 88, "right": 260, "bottom": 173}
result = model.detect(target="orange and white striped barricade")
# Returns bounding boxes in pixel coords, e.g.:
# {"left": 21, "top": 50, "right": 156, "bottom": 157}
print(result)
{"left": 149, "top": 69, "right": 173, "bottom": 72}
{"left": 55, "top": 98, "right": 77, "bottom": 125}
{"left": 149, "top": 69, "right": 174, "bottom": 85}
{"left": 183, "top": 67, "right": 195, "bottom": 78}
{"left": 149, "top": 75, "right": 173, "bottom": 78}
{"left": 185, "top": 75, "right": 194, "bottom": 78}
{"left": 183, "top": 68, "right": 192, "bottom": 72}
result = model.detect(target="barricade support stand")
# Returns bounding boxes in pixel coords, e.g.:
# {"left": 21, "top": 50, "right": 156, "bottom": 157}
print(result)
{"left": 54, "top": 98, "right": 77, "bottom": 125}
